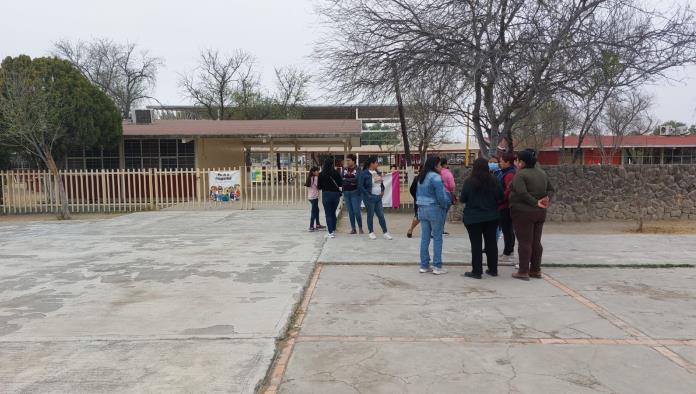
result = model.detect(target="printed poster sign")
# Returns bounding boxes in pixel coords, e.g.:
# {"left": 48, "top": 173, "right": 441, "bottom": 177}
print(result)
{"left": 250, "top": 167, "right": 263, "bottom": 182}
{"left": 209, "top": 171, "right": 241, "bottom": 201}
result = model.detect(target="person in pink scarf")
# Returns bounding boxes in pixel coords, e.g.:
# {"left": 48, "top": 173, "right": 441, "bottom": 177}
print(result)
{"left": 439, "top": 158, "right": 457, "bottom": 235}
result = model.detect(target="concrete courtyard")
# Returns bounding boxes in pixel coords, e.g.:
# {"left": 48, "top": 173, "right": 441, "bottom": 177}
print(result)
{"left": 0, "top": 210, "right": 323, "bottom": 393}
{"left": 1, "top": 210, "right": 695, "bottom": 393}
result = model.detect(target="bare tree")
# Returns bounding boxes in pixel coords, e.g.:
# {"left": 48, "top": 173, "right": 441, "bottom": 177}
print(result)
{"left": 179, "top": 49, "right": 254, "bottom": 120}
{"left": 514, "top": 100, "right": 577, "bottom": 155}
{"left": 274, "top": 66, "right": 311, "bottom": 118}
{"left": 315, "top": 0, "right": 696, "bottom": 158}
{"left": 593, "top": 91, "right": 653, "bottom": 164}
{"left": 54, "top": 38, "right": 162, "bottom": 118}
{"left": 404, "top": 76, "right": 453, "bottom": 160}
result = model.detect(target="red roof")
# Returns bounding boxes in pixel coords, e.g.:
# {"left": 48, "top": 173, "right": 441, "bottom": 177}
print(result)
{"left": 123, "top": 119, "right": 362, "bottom": 138}
{"left": 543, "top": 134, "right": 696, "bottom": 150}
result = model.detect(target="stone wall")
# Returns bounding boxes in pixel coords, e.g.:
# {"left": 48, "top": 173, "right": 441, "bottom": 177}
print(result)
{"left": 451, "top": 165, "right": 696, "bottom": 222}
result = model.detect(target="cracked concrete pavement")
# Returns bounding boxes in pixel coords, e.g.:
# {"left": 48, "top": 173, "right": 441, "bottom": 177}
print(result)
{"left": 2, "top": 210, "right": 696, "bottom": 393}
{"left": 278, "top": 266, "right": 696, "bottom": 393}
{"left": 0, "top": 210, "right": 325, "bottom": 393}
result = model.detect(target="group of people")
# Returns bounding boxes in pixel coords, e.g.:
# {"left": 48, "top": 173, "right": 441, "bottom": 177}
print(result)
{"left": 304, "top": 149, "right": 554, "bottom": 281}
{"left": 416, "top": 149, "right": 554, "bottom": 280}
{"left": 305, "top": 154, "right": 393, "bottom": 240}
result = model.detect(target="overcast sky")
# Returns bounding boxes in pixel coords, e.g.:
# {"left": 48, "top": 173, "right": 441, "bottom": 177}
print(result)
{"left": 2, "top": 0, "right": 695, "bottom": 126}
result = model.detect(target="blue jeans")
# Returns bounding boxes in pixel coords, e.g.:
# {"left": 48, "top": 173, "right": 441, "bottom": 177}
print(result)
{"left": 343, "top": 190, "right": 363, "bottom": 230}
{"left": 322, "top": 191, "right": 341, "bottom": 234}
{"left": 418, "top": 204, "right": 446, "bottom": 269}
{"left": 364, "top": 194, "right": 387, "bottom": 233}
{"left": 309, "top": 198, "right": 320, "bottom": 228}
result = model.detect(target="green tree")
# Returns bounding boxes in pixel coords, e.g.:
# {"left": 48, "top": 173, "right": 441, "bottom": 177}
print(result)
{"left": 0, "top": 55, "right": 122, "bottom": 219}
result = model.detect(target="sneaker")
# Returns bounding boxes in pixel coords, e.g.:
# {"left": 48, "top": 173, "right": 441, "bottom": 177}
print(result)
{"left": 462, "top": 271, "right": 482, "bottom": 279}
{"left": 419, "top": 267, "right": 432, "bottom": 273}
{"left": 350, "top": 229, "right": 357, "bottom": 235}
{"left": 443, "top": 231, "right": 450, "bottom": 236}
{"left": 383, "top": 232, "right": 393, "bottom": 240}
{"left": 316, "top": 225, "right": 326, "bottom": 230}
{"left": 326, "top": 232, "right": 335, "bottom": 239}
{"left": 432, "top": 267, "right": 448, "bottom": 275}
{"left": 485, "top": 269, "right": 498, "bottom": 277}
{"left": 359, "top": 228, "right": 365, "bottom": 234}
{"left": 514, "top": 263, "right": 519, "bottom": 270}
{"left": 368, "top": 232, "right": 377, "bottom": 240}
{"left": 308, "top": 227, "right": 316, "bottom": 232}
{"left": 529, "top": 271, "right": 543, "bottom": 279}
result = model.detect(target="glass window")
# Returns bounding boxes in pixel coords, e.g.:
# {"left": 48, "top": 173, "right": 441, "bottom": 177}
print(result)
{"left": 141, "top": 140, "right": 159, "bottom": 157}
{"left": 160, "top": 139, "right": 178, "bottom": 156}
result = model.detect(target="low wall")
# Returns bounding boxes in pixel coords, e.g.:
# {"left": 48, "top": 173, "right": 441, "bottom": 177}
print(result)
{"left": 452, "top": 165, "right": 696, "bottom": 222}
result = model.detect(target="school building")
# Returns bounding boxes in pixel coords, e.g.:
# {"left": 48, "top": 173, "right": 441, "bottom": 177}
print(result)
{"left": 537, "top": 135, "right": 696, "bottom": 165}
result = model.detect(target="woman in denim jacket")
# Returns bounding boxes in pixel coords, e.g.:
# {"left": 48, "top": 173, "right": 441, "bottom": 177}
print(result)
{"left": 359, "top": 157, "right": 393, "bottom": 240}
{"left": 416, "top": 156, "right": 452, "bottom": 274}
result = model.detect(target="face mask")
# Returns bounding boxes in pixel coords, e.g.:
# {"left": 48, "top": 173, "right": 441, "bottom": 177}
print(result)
{"left": 488, "top": 162, "right": 499, "bottom": 172}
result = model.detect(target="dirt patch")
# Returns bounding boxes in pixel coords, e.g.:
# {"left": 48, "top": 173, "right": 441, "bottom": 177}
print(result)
{"left": 628, "top": 221, "right": 696, "bottom": 235}
{"left": 0, "top": 212, "right": 127, "bottom": 222}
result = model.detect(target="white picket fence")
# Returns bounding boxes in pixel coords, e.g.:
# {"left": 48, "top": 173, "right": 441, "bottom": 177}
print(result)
{"left": 0, "top": 167, "right": 317, "bottom": 214}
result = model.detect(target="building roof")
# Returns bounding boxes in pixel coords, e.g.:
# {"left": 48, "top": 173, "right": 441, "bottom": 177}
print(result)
{"left": 145, "top": 105, "right": 401, "bottom": 120}
{"left": 543, "top": 134, "right": 696, "bottom": 150}
{"left": 123, "top": 119, "right": 362, "bottom": 138}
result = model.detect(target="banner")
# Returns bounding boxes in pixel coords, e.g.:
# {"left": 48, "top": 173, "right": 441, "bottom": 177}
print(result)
{"left": 208, "top": 171, "right": 241, "bottom": 202}
{"left": 360, "top": 170, "right": 400, "bottom": 208}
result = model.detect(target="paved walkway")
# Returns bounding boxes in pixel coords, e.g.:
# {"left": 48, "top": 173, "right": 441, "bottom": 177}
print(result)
{"left": 268, "top": 213, "right": 696, "bottom": 394}
{"left": 272, "top": 265, "right": 696, "bottom": 393}
{"left": 0, "top": 210, "right": 324, "bottom": 393}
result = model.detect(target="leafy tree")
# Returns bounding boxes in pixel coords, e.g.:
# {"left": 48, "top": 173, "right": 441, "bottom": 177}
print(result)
{"left": 0, "top": 145, "right": 11, "bottom": 170}
{"left": 0, "top": 55, "right": 122, "bottom": 219}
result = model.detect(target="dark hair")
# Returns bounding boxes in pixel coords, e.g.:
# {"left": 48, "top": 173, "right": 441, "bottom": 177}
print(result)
{"left": 322, "top": 157, "right": 336, "bottom": 174}
{"left": 346, "top": 153, "right": 357, "bottom": 162}
{"left": 488, "top": 156, "right": 499, "bottom": 163}
{"left": 418, "top": 156, "right": 441, "bottom": 184}
{"left": 465, "top": 158, "right": 498, "bottom": 191}
{"left": 305, "top": 166, "right": 319, "bottom": 187}
{"left": 362, "top": 156, "right": 378, "bottom": 171}
{"left": 440, "top": 157, "right": 448, "bottom": 166}
{"left": 500, "top": 152, "right": 516, "bottom": 164}
{"left": 518, "top": 149, "right": 537, "bottom": 168}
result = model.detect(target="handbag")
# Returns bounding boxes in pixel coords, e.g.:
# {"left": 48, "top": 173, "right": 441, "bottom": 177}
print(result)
{"left": 330, "top": 174, "right": 342, "bottom": 196}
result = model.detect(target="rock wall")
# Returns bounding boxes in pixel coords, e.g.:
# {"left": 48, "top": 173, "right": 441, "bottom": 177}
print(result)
{"left": 451, "top": 165, "right": 696, "bottom": 222}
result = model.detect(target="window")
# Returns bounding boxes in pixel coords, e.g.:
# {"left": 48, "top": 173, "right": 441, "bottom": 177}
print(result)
{"left": 124, "top": 139, "right": 196, "bottom": 169}
{"left": 64, "top": 146, "right": 120, "bottom": 170}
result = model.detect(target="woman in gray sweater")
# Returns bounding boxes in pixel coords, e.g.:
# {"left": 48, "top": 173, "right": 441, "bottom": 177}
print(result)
{"left": 509, "top": 149, "right": 554, "bottom": 281}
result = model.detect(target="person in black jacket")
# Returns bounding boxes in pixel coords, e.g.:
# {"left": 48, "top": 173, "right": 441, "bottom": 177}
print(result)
{"left": 406, "top": 176, "right": 420, "bottom": 238}
{"left": 460, "top": 158, "right": 503, "bottom": 279}
{"left": 318, "top": 158, "right": 342, "bottom": 238}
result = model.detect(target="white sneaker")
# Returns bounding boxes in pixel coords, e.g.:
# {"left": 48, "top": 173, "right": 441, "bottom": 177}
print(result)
{"left": 368, "top": 232, "right": 377, "bottom": 240}
{"left": 419, "top": 267, "right": 432, "bottom": 273}
{"left": 326, "top": 232, "right": 335, "bottom": 239}
{"left": 383, "top": 232, "right": 393, "bottom": 240}
{"left": 432, "top": 267, "right": 448, "bottom": 275}
{"left": 514, "top": 263, "right": 519, "bottom": 269}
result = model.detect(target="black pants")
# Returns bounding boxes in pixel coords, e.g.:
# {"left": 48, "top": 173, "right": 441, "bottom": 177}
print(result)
{"left": 465, "top": 219, "right": 499, "bottom": 275}
{"left": 499, "top": 208, "right": 515, "bottom": 256}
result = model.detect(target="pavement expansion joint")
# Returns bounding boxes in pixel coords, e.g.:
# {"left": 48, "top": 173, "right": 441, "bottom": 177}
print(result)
{"left": 542, "top": 272, "right": 696, "bottom": 375}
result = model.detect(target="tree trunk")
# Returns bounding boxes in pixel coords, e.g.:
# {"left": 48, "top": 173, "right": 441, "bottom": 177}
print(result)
{"left": 392, "top": 62, "right": 411, "bottom": 166}
{"left": 44, "top": 147, "right": 71, "bottom": 220}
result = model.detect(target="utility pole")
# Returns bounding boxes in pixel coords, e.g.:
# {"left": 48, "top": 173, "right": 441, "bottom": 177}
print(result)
{"left": 391, "top": 61, "right": 412, "bottom": 167}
